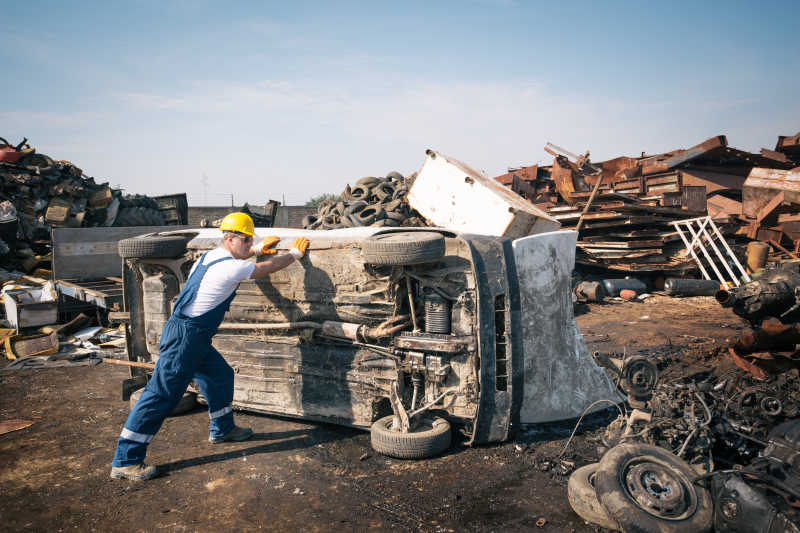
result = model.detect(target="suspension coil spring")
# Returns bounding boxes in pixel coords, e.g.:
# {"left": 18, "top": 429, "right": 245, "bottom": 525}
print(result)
{"left": 424, "top": 292, "right": 451, "bottom": 334}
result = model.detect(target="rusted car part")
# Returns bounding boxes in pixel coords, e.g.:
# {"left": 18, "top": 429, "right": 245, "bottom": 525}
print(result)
{"left": 698, "top": 420, "right": 800, "bottom": 531}
{"left": 705, "top": 472, "right": 800, "bottom": 533}
{"left": 594, "top": 443, "right": 713, "bottom": 532}
{"left": 573, "top": 281, "right": 604, "bottom": 301}
{"left": 303, "top": 172, "right": 426, "bottom": 230}
{"left": 119, "top": 227, "right": 620, "bottom": 458}
{"left": 664, "top": 278, "right": 721, "bottom": 297}
{"left": 717, "top": 265, "right": 800, "bottom": 324}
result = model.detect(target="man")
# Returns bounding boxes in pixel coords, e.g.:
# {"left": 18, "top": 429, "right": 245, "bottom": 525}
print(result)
{"left": 110, "top": 212, "right": 309, "bottom": 481}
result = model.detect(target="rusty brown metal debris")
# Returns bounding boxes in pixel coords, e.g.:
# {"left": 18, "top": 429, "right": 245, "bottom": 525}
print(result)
{"left": 493, "top": 133, "right": 800, "bottom": 276}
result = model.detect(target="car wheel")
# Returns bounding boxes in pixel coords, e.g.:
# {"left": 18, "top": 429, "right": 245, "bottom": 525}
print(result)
{"left": 118, "top": 235, "right": 187, "bottom": 258}
{"left": 567, "top": 464, "right": 620, "bottom": 530}
{"left": 595, "top": 443, "right": 713, "bottom": 533}
{"left": 361, "top": 231, "right": 445, "bottom": 265}
{"left": 370, "top": 415, "right": 451, "bottom": 459}
{"left": 129, "top": 389, "right": 198, "bottom": 416}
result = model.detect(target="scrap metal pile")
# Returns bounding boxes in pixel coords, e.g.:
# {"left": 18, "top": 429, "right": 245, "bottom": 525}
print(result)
{"left": 495, "top": 134, "right": 800, "bottom": 275}
{"left": 301, "top": 172, "right": 428, "bottom": 230}
{"left": 0, "top": 137, "right": 180, "bottom": 274}
{"left": 569, "top": 349, "right": 800, "bottom": 532}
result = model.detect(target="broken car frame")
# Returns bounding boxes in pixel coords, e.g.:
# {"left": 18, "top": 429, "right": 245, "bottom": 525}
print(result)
{"left": 114, "top": 226, "right": 619, "bottom": 458}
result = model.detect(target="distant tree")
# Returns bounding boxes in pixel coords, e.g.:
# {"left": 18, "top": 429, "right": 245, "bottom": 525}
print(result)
{"left": 305, "top": 193, "right": 340, "bottom": 207}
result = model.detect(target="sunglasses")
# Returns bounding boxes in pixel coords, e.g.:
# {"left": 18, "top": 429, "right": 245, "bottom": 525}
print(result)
{"left": 230, "top": 233, "right": 253, "bottom": 244}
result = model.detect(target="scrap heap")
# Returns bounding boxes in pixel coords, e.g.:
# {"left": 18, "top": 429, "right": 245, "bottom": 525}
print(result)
{"left": 495, "top": 134, "right": 800, "bottom": 275}
{"left": 0, "top": 137, "right": 182, "bottom": 274}
{"left": 302, "top": 171, "right": 427, "bottom": 230}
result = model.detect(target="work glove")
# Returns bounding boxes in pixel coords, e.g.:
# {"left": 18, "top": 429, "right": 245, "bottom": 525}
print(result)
{"left": 289, "top": 237, "right": 309, "bottom": 259}
{"left": 251, "top": 236, "right": 280, "bottom": 256}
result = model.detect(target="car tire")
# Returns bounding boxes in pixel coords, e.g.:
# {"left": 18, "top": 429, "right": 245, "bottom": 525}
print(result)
{"left": 344, "top": 201, "right": 368, "bottom": 216}
{"left": 370, "top": 415, "right": 451, "bottom": 459}
{"left": 129, "top": 389, "right": 198, "bottom": 416}
{"left": 118, "top": 235, "right": 187, "bottom": 258}
{"left": 595, "top": 443, "right": 713, "bottom": 533}
{"left": 355, "top": 206, "right": 385, "bottom": 226}
{"left": 349, "top": 185, "right": 370, "bottom": 201}
{"left": 356, "top": 176, "right": 381, "bottom": 188}
{"left": 385, "top": 171, "right": 404, "bottom": 182}
{"left": 567, "top": 464, "right": 620, "bottom": 531}
{"left": 362, "top": 231, "right": 445, "bottom": 265}
{"left": 372, "top": 183, "right": 395, "bottom": 201}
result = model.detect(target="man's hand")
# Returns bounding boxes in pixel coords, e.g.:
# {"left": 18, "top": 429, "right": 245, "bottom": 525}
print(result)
{"left": 289, "top": 237, "right": 309, "bottom": 259}
{"left": 250, "top": 236, "right": 280, "bottom": 256}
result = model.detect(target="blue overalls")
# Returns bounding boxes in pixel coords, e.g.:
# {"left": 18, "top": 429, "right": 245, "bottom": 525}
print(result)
{"left": 112, "top": 253, "right": 238, "bottom": 466}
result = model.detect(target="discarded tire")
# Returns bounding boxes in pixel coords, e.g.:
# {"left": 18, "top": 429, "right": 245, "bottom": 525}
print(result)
{"left": 113, "top": 207, "right": 166, "bottom": 227}
{"left": 567, "top": 464, "right": 620, "bottom": 531}
{"left": 130, "top": 388, "right": 198, "bottom": 416}
{"left": 361, "top": 231, "right": 445, "bottom": 265}
{"left": 355, "top": 206, "right": 385, "bottom": 226}
{"left": 594, "top": 443, "right": 713, "bottom": 533}
{"left": 118, "top": 235, "right": 187, "bottom": 258}
{"left": 370, "top": 415, "right": 451, "bottom": 459}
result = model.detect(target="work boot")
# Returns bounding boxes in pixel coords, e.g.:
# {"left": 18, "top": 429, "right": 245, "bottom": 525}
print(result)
{"left": 110, "top": 463, "right": 158, "bottom": 481}
{"left": 209, "top": 425, "right": 253, "bottom": 444}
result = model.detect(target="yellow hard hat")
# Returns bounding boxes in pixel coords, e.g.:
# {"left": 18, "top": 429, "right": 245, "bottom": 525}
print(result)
{"left": 219, "top": 212, "right": 255, "bottom": 237}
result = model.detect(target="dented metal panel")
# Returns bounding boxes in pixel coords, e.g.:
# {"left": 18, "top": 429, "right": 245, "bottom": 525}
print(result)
{"left": 512, "top": 230, "right": 622, "bottom": 423}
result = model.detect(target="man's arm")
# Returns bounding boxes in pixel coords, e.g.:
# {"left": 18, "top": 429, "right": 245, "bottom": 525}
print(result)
{"left": 249, "top": 237, "right": 309, "bottom": 279}
{"left": 250, "top": 253, "right": 296, "bottom": 279}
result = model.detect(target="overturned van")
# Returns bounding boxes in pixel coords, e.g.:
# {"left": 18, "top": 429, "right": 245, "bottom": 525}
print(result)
{"left": 118, "top": 227, "right": 619, "bottom": 458}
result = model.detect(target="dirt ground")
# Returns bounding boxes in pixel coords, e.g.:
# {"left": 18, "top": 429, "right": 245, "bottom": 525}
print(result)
{"left": 0, "top": 295, "right": 747, "bottom": 532}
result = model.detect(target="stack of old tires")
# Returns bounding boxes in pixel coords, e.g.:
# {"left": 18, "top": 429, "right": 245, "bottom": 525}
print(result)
{"left": 113, "top": 194, "right": 166, "bottom": 227}
{"left": 302, "top": 171, "right": 427, "bottom": 230}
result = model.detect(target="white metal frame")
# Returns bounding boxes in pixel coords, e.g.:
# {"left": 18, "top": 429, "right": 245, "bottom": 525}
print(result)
{"left": 670, "top": 216, "right": 751, "bottom": 287}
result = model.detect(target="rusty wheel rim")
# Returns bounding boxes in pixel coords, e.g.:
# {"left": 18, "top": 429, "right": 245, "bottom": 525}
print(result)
{"left": 621, "top": 458, "right": 698, "bottom": 520}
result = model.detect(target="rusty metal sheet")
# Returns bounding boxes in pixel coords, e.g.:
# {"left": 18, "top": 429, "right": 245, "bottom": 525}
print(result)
{"left": 743, "top": 168, "right": 800, "bottom": 218}
{"left": 642, "top": 136, "right": 728, "bottom": 175}
{"left": 552, "top": 156, "right": 588, "bottom": 206}
{"left": 707, "top": 194, "right": 742, "bottom": 217}
{"left": 745, "top": 167, "right": 800, "bottom": 193}
{"left": 776, "top": 132, "right": 800, "bottom": 151}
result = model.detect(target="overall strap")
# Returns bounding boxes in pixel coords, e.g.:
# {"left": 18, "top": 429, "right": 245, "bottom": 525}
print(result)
{"left": 173, "top": 254, "right": 233, "bottom": 317}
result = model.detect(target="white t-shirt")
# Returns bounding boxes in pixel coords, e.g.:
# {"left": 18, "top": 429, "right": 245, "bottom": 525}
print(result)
{"left": 181, "top": 248, "right": 255, "bottom": 317}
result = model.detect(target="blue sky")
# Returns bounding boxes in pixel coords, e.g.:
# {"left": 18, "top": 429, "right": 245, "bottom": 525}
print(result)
{"left": 2, "top": 1, "right": 798, "bottom": 206}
